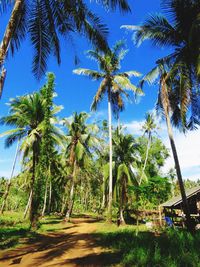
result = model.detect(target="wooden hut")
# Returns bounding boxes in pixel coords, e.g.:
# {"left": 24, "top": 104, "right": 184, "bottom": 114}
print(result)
{"left": 161, "top": 186, "right": 200, "bottom": 225}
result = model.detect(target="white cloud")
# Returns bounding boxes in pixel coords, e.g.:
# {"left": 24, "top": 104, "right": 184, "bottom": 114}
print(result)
{"left": 124, "top": 119, "right": 145, "bottom": 135}
{"left": 162, "top": 128, "right": 200, "bottom": 180}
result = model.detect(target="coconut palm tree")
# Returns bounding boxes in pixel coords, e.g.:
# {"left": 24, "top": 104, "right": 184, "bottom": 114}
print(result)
{"left": 140, "top": 60, "right": 193, "bottom": 230}
{"left": 0, "top": 0, "right": 130, "bottom": 98}
{"left": 112, "top": 127, "right": 145, "bottom": 224}
{"left": 63, "top": 112, "right": 98, "bottom": 220}
{"left": 142, "top": 112, "right": 157, "bottom": 174}
{"left": 73, "top": 40, "right": 142, "bottom": 220}
{"left": 121, "top": 0, "right": 200, "bottom": 129}
{"left": 0, "top": 77, "right": 62, "bottom": 227}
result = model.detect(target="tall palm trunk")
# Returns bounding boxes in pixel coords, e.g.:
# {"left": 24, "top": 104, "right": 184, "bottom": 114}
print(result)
{"left": 143, "top": 132, "right": 151, "bottom": 172}
{"left": 24, "top": 189, "right": 32, "bottom": 219}
{"left": 101, "top": 176, "right": 106, "bottom": 210}
{"left": 0, "top": 0, "right": 23, "bottom": 97}
{"left": 0, "top": 67, "right": 6, "bottom": 98}
{"left": 0, "top": 140, "right": 19, "bottom": 214}
{"left": 119, "top": 185, "right": 125, "bottom": 225}
{"left": 107, "top": 89, "right": 113, "bottom": 221}
{"left": 41, "top": 179, "right": 48, "bottom": 217}
{"left": 161, "top": 80, "right": 192, "bottom": 231}
{"left": 139, "top": 132, "right": 151, "bottom": 185}
{"left": 29, "top": 144, "right": 37, "bottom": 228}
{"left": 48, "top": 178, "right": 52, "bottom": 214}
{"left": 65, "top": 161, "right": 76, "bottom": 221}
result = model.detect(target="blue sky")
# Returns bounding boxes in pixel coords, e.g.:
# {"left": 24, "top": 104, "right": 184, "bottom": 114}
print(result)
{"left": 0, "top": 1, "right": 199, "bottom": 180}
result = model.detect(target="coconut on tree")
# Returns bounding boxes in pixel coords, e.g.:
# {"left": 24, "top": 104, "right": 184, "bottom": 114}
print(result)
{"left": 73, "top": 40, "right": 143, "bottom": 220}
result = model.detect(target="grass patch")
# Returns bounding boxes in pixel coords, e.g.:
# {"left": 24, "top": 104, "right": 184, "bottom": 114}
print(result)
{"left": 0, "top": 212, "right": 67, "bottom": 250}
{"left": 94, "top": 224, "right": 200, "bottom": 267}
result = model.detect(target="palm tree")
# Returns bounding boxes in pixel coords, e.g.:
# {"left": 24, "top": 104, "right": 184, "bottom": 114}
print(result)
{"left": 0, "top": 93, "right": 45, "bottom": 221}
{"left": 140, "top": 61, "right": 193, "bottom": 231}
{"left": 121, "top": 0, "right": 200, "bottom": 129}
{"left": 0, "top": 77, "right": 62, "bottom": 227}
{"left": 112, "top": 127, "right": 145, "bottom": 224}
{"left": 63, "top": 112, "right": 98, "bottom": 220}
{"left": 0, "top": 0, "right": 130, "bottom": 98}
{"left": 73, "top": 41, "right": 142, "bottom": 220}
{"left": 142, "top": 112, "right": 157, "bottom": 175}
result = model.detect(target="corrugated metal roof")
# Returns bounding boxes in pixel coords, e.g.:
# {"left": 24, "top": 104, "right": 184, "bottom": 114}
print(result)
{"left": 161, "top": 186, "right": 200, "bottom": 208}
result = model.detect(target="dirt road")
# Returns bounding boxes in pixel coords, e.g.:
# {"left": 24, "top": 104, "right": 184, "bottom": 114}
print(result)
{"left": 0, "top": 217, "right": 119, "bottom": 267}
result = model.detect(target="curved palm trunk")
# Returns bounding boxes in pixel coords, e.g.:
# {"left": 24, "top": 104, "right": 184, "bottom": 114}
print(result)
{"left": 161, "top": 81, "right": 192, "bottom": 231}
{"left": 24, "top": 189, "right": 32, "bottom": 219}
{"left": 0, "top": 0, "right": 23, "bottom": 97}
{"left": 65, "top": 161, "right": 76, "bottom": 221}
{"left": 107, "top": 90, "right": 113, "bottom": 221}
{"left": 0, "top": 140, "right": 19, "bottom": 214}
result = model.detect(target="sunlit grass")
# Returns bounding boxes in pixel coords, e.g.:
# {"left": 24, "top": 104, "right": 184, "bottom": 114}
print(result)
{"left": 94, "top": 225, "right": 200, "bottom": 267}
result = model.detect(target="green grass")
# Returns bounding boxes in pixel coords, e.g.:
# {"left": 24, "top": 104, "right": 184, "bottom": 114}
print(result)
{"left": 94, "top": 225, "right": 200, "bottom": 267}
{"left": 0, "top": 212, "right": 66, "bottom": 250}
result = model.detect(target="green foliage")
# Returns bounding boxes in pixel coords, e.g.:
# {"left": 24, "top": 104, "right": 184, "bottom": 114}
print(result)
{"left": 130, "top": 176, "right": 172, "bottom": 209}
{"left": 137, "top": 136, "right": 169, "bottom": 177}
{"left": 95, "top": 227, "right": 200, "bottom": 267}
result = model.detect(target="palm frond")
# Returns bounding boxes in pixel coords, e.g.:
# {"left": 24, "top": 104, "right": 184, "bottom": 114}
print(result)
{"left": 29, "top": 0, "right": 51, "bottom": 79}
{"left": 135, "top": 14, "right": 179, "bottom": 47}
{"left": 44, "top": 0, "right": 61, "bottom": 65}
{"left": 0, "top": 0, "right": 13, "bottom": 15}
{"left": 99, "top": 0, "right": 131, "bottom": 13}
{"left": 91, "top": 79, "right": 107, "bottom": 111}
{"left": 73, "top": 68, "right": 104, "bottom": 80}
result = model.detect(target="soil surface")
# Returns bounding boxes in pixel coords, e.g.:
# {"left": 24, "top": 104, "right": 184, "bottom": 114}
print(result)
{"left": 0, "top": 217, "right": 119, "bottom": 267}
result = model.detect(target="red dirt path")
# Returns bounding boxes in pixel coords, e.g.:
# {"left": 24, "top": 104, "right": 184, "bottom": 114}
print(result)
{"left": 0, "top": 217, "right": 119, "bottom": 267}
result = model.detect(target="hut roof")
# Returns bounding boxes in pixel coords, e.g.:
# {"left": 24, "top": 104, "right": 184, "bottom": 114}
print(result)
{"left": 161, "top": 186, "right": 200, "bottom": 208}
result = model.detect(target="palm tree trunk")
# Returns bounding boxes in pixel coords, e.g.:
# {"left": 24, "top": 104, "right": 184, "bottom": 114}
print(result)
{"left": 143, "top": 132, "right": 151, "bottom": 172}
{"left": 29, "top": 145, "right": 37, "bottom": 228}
{"left": 161, "top": 81, "right": 192, "bottom": 231}
{"left": 0, "top": 67, "right": 6, "bottom": 98}
{"left": 0, "top": 140, "right": 19, "bottom": 214}
{"left": 47, "top": 178, "right": 52, "bottom": 214}
{"left": 101, "top": 175, "right": 106, "bottom": 210}
{"left": 41, "top": 179, "right": 48, "bottom": 217}
{"left": 139, "top": 133, "right": 151, "bottom": 185}
{"left": 24, "top": 189, "right": 32, "bottom": 219}
{"left": 107, "top": 89, "right": 113, "bottom": 221}
{"left": 65, "top": 161, "right": 76, "bottom": 221}
{"left": 0, "top": 0, "right": 23, "bottom": 97}
{"left": 119, "top": 191, "right": 125, "bottom": 225}
{"left": 65, "top": 180, "right": 74, "bottom": 220}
